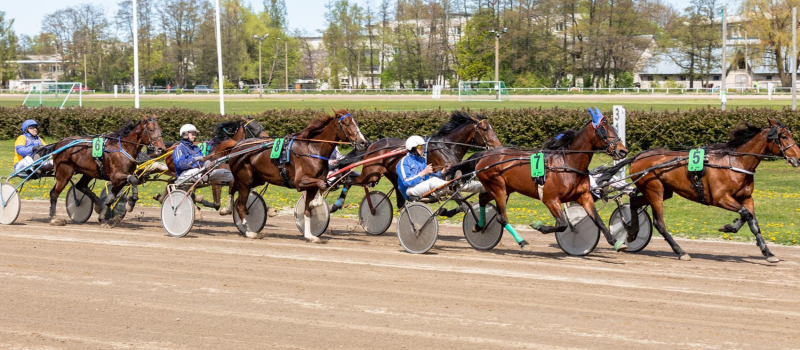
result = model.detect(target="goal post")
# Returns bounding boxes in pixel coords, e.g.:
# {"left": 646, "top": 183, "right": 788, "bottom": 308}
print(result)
{"left": 458, "top": 81, "right": 510, "bottom": 102}
{"left": 22, "top": 82, "right": 83, "bottom": 109}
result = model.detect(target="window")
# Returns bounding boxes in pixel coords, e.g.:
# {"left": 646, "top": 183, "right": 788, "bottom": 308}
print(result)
{"left": 766, "top": 75, "right": 773, "bottom": 80}
{"left": 714, "top": 75, "right": 720, "bottom": 80}
{"left": 680, "top": 76, "right": 686, "bottom": 81}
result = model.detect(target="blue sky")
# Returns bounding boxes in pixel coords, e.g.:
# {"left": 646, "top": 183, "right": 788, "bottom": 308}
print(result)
{"left": 3, "top": 0, "right": 702, "bottom": 38}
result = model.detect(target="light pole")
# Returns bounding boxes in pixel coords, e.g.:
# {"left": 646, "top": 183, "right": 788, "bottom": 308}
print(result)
{"left": 254, "top": 34, "right": 268, "bottom": 98}
{"left": 721, "top": 6, "right": 726, "bottom": 111}
{"left": 793, "top": 7, "right": 797, "bottom": 111}
{"left": 133, "top": 0, "right": 140, "bottom": 108}
{"left": 488, "top": 28, "right": 506, "bottom": 99}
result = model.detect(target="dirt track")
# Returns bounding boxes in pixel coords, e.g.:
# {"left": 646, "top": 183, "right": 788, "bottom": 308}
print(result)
{"left": 1, "top": 200, "right": 799, "bottom": 349}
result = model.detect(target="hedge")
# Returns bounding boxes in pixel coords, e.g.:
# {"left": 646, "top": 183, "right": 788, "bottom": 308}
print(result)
{"left": 2, "top": 106, "right": 799, "bottom": 153}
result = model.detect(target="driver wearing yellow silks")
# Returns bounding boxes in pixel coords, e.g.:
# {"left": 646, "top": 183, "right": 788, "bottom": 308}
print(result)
{"left": 14, "top": 120, "right": 53, "bottom": 174}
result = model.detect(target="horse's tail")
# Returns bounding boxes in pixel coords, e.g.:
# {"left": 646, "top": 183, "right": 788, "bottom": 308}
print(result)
{"left": 594, "top": 155, "right": 639, "bottom": 186}
{"left": 444, "top": 151, "right": 483, "bottom": 178}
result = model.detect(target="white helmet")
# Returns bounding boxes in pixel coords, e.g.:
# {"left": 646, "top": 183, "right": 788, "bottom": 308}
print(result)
{"left": 180, "top": 124, "right": 198, "bottom": 137}
{"left": 405, "top": 135, "right": 425, "bottom": 151}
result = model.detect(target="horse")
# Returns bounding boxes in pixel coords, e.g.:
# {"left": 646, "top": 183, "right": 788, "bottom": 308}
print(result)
{"left": 331, "top": 110, "right": 503, "bottom": 211}
{"left": 157, "top": 117, "right": 267, "bottom": 214}
{"left": 602, "top": 119, "right": 800, "bottom": 263}
{"left": 448, "top": 108, "right": 628, "bottom": 250}
{"left": 47, "top": 116, "right": 166, "bottom": 225}
{"left": 227, "top": 109, "right": 368, "bottom": 241}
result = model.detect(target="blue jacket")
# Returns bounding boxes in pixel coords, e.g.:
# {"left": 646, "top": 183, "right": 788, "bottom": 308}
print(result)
{"left": 173, "top": 139, "right": 203, "bottom": 177}
{"left": 396, "top": 153, "right": 441, "bottom": 199}
{"left": 15, "top": 133, "right": 44, "bottom": 159}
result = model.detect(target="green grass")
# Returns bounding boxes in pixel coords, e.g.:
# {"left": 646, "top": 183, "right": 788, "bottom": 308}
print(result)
{"left": 3, "top": 139, "right": 799, "bottom": 246}
{"left": 0, "top": 96, "right": 796, "bottom": 113}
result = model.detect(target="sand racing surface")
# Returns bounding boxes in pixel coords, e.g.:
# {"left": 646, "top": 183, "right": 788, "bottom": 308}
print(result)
{"left": 1, "top": 200, "right": 799, "bottom": 349}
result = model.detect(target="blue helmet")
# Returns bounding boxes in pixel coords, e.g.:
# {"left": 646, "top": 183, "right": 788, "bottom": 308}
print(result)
{"left": 21, "top": 120, "right": 39, "bottom": 133}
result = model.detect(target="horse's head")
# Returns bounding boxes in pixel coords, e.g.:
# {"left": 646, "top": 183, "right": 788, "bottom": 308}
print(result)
{"left": 333, "top": 109, "right": 368, "bottom": 151}
{"left": 140, "top": 115, "right": 166, "bottom": 157}
{"left": 473, "top": 116, "right": 503, "bottom": 149}
{"left": 589, "top": 108, "right": 627, "bottom": 160}
{"left": 241, "top": 117, "right": 268, "bottom": 139}
{"left": 766, "top": 118, "right": 800, "bottom": 167}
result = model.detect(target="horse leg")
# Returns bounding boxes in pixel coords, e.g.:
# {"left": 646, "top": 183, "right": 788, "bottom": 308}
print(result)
{"left": 330, "top": 183, "right": 351, "bottom": 213}
{"left": 484, "top": 182, "right": 528, "bottom": 249}
{"left": 577, "top": 192, "right": 627, "bottom": 252}
{"left": 645, "top": 190, "right": 690, "bottom": 261}
{"left": 219, "top": 185, "right": 234, "bottom": 215}
{"left": 210, "top": 184, "right": 222, "bottom": 210}
{"left": 125, "top": 175, "right": 139, "bottom": 213}
{"left": 718, "top": 196, "right": 747, "bottom": 233}
{"left": 472, "top": 191, "right": 495, "bottom": 232}
{"left": 100, "top": 183, "right": 125, "bottom": 226}
{"left": 740, "top": 197, "right": 778, "bottom": 263}
{"left": 623, "top": 195, "right": 649, "bottom": 240}
{"left": 536, "top": 199, "right": 569, "bottom": 235}
{"left": 297, "top": 178, "right": 326, "bottom": 243}
{"left": 49, "top": 168, "right": 74, "bottom": 226}
{"left": 234, "top": 183, "right": 259, "bottom": 239}
{"left": 74, "top": 175, "right": 103, "bottom": 215}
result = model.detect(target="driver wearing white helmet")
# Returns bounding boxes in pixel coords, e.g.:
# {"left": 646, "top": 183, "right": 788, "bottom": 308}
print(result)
{"left": 173, "top": 124, "right": 233, "bottom": 185}
{"left": 397, "top": 135, "right": 483, "bottom": 200}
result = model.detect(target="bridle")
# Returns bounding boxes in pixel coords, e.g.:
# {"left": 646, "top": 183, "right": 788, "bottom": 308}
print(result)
{"left": 767, "top": 125, "right": 798, "bottom": 161}
{"left": 336, "top": 113, "right": 361, "bottom": 147}
{"left": 472, "top": 118, "right": 501, "bottom": 149}
{"left": 242, "top": 118, "right": 263, "bottom": 139}
{"left": 593, "top": 120, "right": 623, "bottom": 158}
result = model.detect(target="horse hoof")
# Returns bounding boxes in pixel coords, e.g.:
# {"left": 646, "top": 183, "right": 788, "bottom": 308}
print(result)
{"left": 94, "top": 205, "right": 103, "bottom": 215}
{"left": 126, "top": 203, "right": 135, "bottom": 213}
{"left": 49, "top": 218, "right": 67, "bottom": 226}
{"left": 245, "top": 231, "right": 259, "bottom": 239}
{"left": 766, "top": 256, "right": 780, "bottom": 263}
{"left": 219, "top": 208, "right": 231, "bottom": 216}
{"left": 194, "top": 194, "right": 204, "bottom": 202}
{"left": 679, "top": 254, "right": 692, "bottom": 261}
{"left": 614, "top": 241, "right": 628, "bottom": 252}
{"left": 267, "top": 208, "right": 278, "bottom": 217}
{"left": 472, "top": 224, "right": 482, "bottom": 233}
{"left": 152, "top": 194, "right": 163, "bottom": 202}
{"left": 306, "top": 236, "right": 321, "bottom": 243}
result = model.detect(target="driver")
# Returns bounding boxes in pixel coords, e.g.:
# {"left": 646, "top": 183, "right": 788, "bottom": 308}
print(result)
{"left": 397, "top": 135, "right": 483, "bottom": 200}
{"left": 14, "top": 119, "right": 53, "bottom": 174}
{"left": 173, "top": 124, "right": 233, "bottom": 185}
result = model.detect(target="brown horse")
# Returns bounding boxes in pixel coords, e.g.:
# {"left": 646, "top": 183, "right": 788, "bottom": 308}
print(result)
{"left": 605, "top": 119, "right": 800, "bottom": 262}
{"left": 450, "top": 109, "right": 628, "bottom": 250}
{"left": 157, "top": 117, "right": 267, "bottom": 212}
{"left": 48, "top": 116, "right": 166, "bottom": 225}
{"left": 331, "top": 111, "right": 503, "bottom": 211}
{"left": 227, "top": 109, "right": 368, "bottom": 241}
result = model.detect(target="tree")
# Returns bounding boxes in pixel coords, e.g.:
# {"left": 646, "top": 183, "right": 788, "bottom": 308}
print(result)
{"left": 0, "top": 11, "right": 17, "bottom": 88}
{"left": 742, "top": 0, "right": 800, "bottom": 87}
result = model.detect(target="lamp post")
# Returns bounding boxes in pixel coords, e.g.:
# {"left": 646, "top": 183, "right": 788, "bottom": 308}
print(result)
{"left": 721, "top": 6, "right": 726, "bottom": 111}
{"left": 278, "top": 37, "right": 288, "bottom": 91}
{"left": 793, "top": 7, "right": 797, "bottom": 111}
{"left": 254, "top": 34, "right": 268, "bottom": 98}
{"left": 488, "top": 28, "right": 506, "bottom": 99}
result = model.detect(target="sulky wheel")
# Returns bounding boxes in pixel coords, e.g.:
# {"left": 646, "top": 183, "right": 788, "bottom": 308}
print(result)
{"left": 65, "top": 184, "right": 93, "bottom": 224}
{"left": 555, "top": 203, "right": 600, "bottom": 256}
{"left": 233, "top": 191, "right": 268, "bottom": 235}
{"left": 397, "top": 202, "right": 438, "bottom": 254}
{"left": 0, "top": 182, "right": 21, "bottom": 225}
{"left": 160, "top": 190, "right": 195, "bottom": 237}
{"left": 609, "top": 204, "right": 653, "bottom": 253}
{"left": 358, "top": 191, "right": 393, "bottom": 235}
{"left": 461, "top": 203, "right": 504, "bottom": 251}
{"left": 294, "top": 195, "right": 330, "bottom": 237}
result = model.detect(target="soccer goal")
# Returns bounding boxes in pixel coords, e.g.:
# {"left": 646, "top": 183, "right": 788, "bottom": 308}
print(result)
{"left": 22, "top": 82, "right": 83, "bottom": 109}
{"left": 458, "top": 81, "right": 510, "bottom": 102}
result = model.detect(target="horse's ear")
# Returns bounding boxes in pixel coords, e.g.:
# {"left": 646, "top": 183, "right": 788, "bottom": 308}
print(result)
{"left": 767, "top": 118, "right": 780, "bottom": 127}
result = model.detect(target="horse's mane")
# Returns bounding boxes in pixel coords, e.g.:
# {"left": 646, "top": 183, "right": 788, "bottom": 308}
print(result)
{"left": 106, "top": 119, "right": 140, "bottom": 138}
{"left": 212, "top": 120, "right": 240, "bottom": 143}
{"left": 433, "top": 111, "right": 484, "bottom": 137}
{"left": 543, "top": 130, "right": 580, "bottom": 150}
{"left": 707, "top": 123, "right": 763, "bottom": 151}
{"left": 295, "top": 115, "right": 334, "bottom": 138}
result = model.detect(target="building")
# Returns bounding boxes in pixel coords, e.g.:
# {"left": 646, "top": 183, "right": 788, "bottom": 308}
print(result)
{"left": 6, "top": 54, "right": 66, "bottom": 91}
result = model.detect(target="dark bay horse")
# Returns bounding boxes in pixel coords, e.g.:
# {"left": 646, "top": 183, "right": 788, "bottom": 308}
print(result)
{"left": 228, "top": 109, "right": 368, "bottom": 241}
{"left": 158, "top": 117, "right": 267, "bottom": 213}
{"left": 332, "top": 111, "right": 503, "bottom": 211}
{"left": 606, "top": 119, "right": 800, "bottom": 262}
{"left": 48, "top": 116, "right": 166, "bottom": 225}
{"left": 450, "top": 109, "right": 628, "bottom": 250}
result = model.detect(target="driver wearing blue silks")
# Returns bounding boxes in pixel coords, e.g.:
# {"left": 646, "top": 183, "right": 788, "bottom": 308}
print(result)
{"left": 13, "top": 120, "right": 53, "bottom": 174}
{"left": 173, "top": 124, "right": 233, "bottom": 185}
{"left": 397, "top": 136, "right": 484, "bottom": 201}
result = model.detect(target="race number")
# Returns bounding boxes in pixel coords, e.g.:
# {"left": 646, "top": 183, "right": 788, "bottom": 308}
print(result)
{"left": 530, "top": 152, "right": 545, "bottom": 178}
{"left": 92, "top": 137, "right": 104, "bottom": 158}
{"left": 198, "top": 142, "right": 209, "bottom": 156}
{"left": 270, "top": 138, "right": 284, "bottom": 159}
{"left": 688, "top": 149, "right": 705, "bottom": 172}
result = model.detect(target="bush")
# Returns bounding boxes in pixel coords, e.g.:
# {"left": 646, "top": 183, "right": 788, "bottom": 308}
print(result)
{"left": 1, "top": 106, "right": 798, "bottom": 154}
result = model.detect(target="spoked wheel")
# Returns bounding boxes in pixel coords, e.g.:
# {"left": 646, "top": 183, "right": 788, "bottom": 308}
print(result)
{"left": 609, "top": 204, "right": 653, "bottom": 252}
{"left": 358, "top": 191, "right": 393, "bottom": 235}
{"left": 294, "top": 195, "right": 330, "bottom": 237}
{"left": 160, "top": 190, "right": 195, "bottom": 237}
{"left": 397, "top": 202, "right": 438, "bottom": 254}
{"left": 0, "top": 182, "right": 21, "bottom": 225}
{"left": 461, "top": 203, "right": 503, "bottom": 250}
{"left": 99, "top": 187, "right": 127, "bottom": 222}
{"left": 65, "top": 185, "right": 93, "bottom": 224}
{"left": 233, "top": 191, "right": 268, "bottom": 235}
{"left": 555, "top": 203, "right": 600, "bottom": 256}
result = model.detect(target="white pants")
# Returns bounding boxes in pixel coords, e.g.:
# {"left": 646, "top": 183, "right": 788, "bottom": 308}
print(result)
{"left": 406, "top": 178, "right": 484, "bottom": 198}
{"left": 176, "top": 168, "right": 233, "bottom": 186}
{"left": 14, "top": 156, "right": 52, "bottom": 173}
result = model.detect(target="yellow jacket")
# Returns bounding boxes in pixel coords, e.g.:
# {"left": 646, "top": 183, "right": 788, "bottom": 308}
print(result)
{"left": 14, "top": 134, "right": 47, "bottom": 165}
